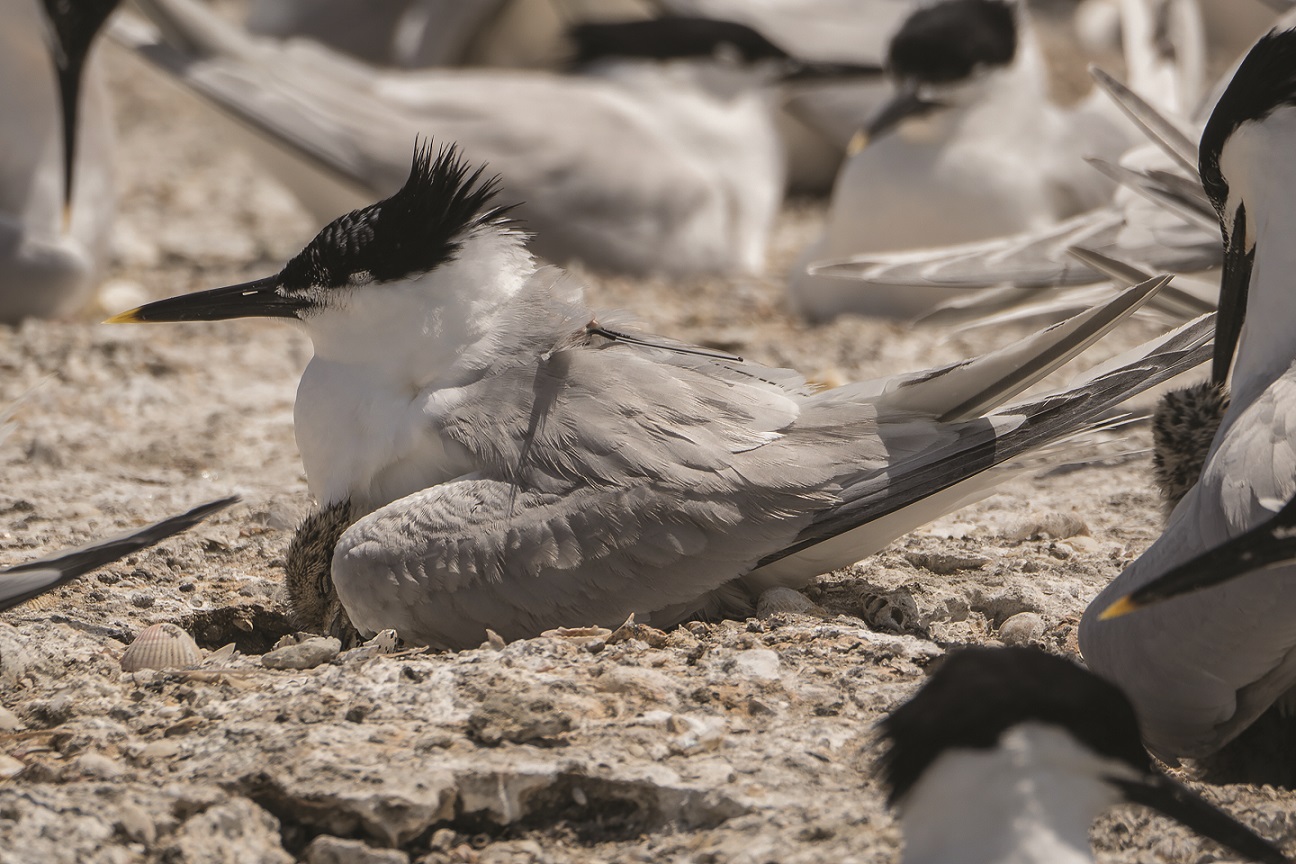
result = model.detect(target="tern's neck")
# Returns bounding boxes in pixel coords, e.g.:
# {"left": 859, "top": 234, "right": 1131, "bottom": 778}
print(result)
{"left": 898, "top": 726, "right": 1115, "bottom": 864}
{"left": 1219, "top": 113, "right": 1296, "bottom": 412}
{"left": 294, "top": 228, "right": 534, "bottom": 507}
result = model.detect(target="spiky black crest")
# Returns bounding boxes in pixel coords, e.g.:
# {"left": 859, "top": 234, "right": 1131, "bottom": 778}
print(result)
{"left": 1200, "top": 28, "right": 1296, "bottom": 219}
{"left": 887, "top": 0, "right": 1016, "bottom": 84}
{"left": 878, "top": 647, "right": 1148, "bottom": 807}
{"left": 569, "top": 16, "right": 789, "bottom": 66}
{"left": 279, "top": 141, "right": 510, "bottom": 291}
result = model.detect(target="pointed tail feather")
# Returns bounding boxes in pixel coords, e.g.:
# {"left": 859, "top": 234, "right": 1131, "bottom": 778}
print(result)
{"left": 0, "top": 497, "right": 238, "bottom": 612}
{"left": 755, "top": 315, "right": 1213, "bottom": 575}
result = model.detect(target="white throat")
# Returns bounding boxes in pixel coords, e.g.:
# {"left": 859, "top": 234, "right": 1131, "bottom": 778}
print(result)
{"left": 897, "top": 724, "right": 1125, "bottom": 864}
{"left": 293, "top": 227, "right": 534, "bottom": 508}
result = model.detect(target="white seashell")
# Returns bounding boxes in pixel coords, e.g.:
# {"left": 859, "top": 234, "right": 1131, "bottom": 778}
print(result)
{"left": 121, "top": 623, "right": 203, "bottom": 672}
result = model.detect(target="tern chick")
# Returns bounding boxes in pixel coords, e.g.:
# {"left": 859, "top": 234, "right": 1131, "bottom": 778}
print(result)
{"left": 1151, "top": 380, "right": 1229, "bottom": 515}
{"left": 880, "top": 647, "right": 1290, "bottom": 864}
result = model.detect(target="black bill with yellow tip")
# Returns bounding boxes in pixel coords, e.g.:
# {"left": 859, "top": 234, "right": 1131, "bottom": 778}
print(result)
{"left": 1099, "top": 493, "right": 1296, "bottom": 620}
{"left": 848, "top": 81, "right": 940, "bottom": 154}
{"left": 1108, "top": 772, "right": 1290, "bottom": 864}
{"left": 41, "top": 0, "right": 120, "bottom": 213}
{"left": 106, "top": 276, "right": 309, "bottom": 323}
{"left": 1211, "top": 203, "right": 1257, "bottom": 386}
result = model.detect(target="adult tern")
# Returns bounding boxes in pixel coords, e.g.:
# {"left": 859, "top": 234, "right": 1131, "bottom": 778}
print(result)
{"left": 1, "top": 0, "right": 118, "bottom": 322}
{"left": 109, "top": 141, "right": 1209, "bottom": 650}
{"left": 111, "top": 0, "right": 871, "bottom": 278}
{"left": 0, "top": 497, "right": 236, "bottom": 612}
{"left": 788, "top": 0, "right": 1197, "bottom": 321}
{"left": 880, "top": 647, "right": 1290, "bottom": 864}
{"left": 1080, "top": 26, "right": 1296, "bottom": 759}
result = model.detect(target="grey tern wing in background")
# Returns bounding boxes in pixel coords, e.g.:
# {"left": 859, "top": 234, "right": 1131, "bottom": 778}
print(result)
{"left": 111, "top": 0, "right": 885, "bottom": 277}
{"left": 0, "top": 497, "right": 238, "bottom": 612}
{"left": 112, "top": 141, "right": 1207, "bottom": 650}
{"left": 1081, "top": 26, "right": 1296, "bottom": 760}
{"left": 880, "top": 647, "right": 1290, "bottom": 864}
{"left": 0, "top": 0, "right": 118, "bottom": 321}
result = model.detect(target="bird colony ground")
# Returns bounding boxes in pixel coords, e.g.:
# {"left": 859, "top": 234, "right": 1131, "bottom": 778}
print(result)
{"left": 1, "top": 7, "right": 1294, "bottom": 864}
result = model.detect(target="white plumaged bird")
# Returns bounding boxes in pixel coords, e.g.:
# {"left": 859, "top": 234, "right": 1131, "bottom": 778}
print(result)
{"left": 109, "top": 141, "right": 1209, "bottom": 650}
{"left": 110, "top": 0, "right": 878, "bottom": 278}
{"left": 0, "top": 497, "right": 236, "bottom": 612}
{"left": 1081, "top": 27, "right": 1296, "bottom": 759}
{"left": 878, "top": 647, "right": 1290, "bottom": 864}
{"left": 790, "top": 0, "right": 1204, "bottom": 322}
{"left": 1, "top": 0, "right": 118, "bottom": 322}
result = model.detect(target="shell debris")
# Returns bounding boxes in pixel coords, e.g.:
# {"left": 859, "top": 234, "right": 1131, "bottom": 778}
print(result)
{"left": 120, "top": 623, "right": 203, "bottom": 673}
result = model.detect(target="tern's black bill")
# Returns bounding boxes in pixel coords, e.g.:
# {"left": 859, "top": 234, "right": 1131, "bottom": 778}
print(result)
{"left": 1213, "top": 204, "right": 1256, "bottom": 386}
{"left": 1108, "top": 773, "right": 1289, "bottom": 864}
{"left": 1100, "top": 493, "right": 1296, "bottom": 619}
{"left": 851, "top": 83, "right": 941, "bottom": 151}
{"left": 106, "top": 277, "right": 309, "bottom": 323}
{"left": 42, "top": 0, "right": 120, "bottom": 210}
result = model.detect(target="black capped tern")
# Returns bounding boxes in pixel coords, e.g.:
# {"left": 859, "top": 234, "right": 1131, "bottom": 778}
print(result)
{"left": 2, "top": 0, "right": 118, "bottom": 322}
{"left": 0, "top": 497, "right": 237, "bottom": 612}
{"left": 109, "top": 141, "right": 1210, "bottom": 650}
{"left": 788, "top": 0, "right": 1197, "bottom": 322}
{"left": 1081, "top": 26, "right": 1296, "bottom": 759}
{"left": 880, "top": 647, "right": 1290, "bottom": 864}
{"left": 112, "top": 0, "right": 873, "bottom": 278}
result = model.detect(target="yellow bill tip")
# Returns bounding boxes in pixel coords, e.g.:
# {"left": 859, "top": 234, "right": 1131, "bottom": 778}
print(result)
{"left": 103, "top": 307, "right": 144, "bottom": 325}
{"left": 847, "top": 130, "right": 871, "bottom": 156}
{"left": 1098, "top": 595, "right": 1141, "bottom": 621}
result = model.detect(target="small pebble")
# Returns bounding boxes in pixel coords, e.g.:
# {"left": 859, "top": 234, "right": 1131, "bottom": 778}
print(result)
{"left": 733, "top": 649, "right": 781, "bottom": 681}
{"left": 0, "top": 705, "right": 22, "bottom": 732}
{"left": 304, "top": 835, "right": 410, "bottom": 864}
{"left": 999, "top": 612, "right": 1046, "bottom": 646}
{"left": 756, "top": 587, "right": 819, "bottom": 617}
{"left": 262, "top": 636, "right": 341, "bottom": 670}
{"left": 0, "top": 755, "right": 23, "bottom": 778}
{"left": 73, "top": 751, "right": 123, "bottom": 780}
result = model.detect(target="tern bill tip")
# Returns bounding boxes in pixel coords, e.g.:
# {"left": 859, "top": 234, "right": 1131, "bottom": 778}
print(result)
{"left": 1098, "top": 595, "right": 1140, "bottom": 621}
{"left": 847, "top": 130, "right": 871, "bottom": 156}
{"left": 103, "top": 307, "right": 145, "bottom": 324}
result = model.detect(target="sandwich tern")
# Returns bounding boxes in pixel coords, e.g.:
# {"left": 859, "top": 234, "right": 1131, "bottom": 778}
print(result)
{"left": 1080, "top": 26, "right": 1296, "bottom": 759}
{"left": 0, "top": 497, "right": 236, "bottom": 612}
{"left": 112, "top": 0, "right": 871, "bottom": 278}
{"left": 108, "top": 141, "right": 1210, "bottom": 650}
{"left": 1, "top": 0, "right": 118, "bottom": 322}
{"left": 787, "top": 0, "right": 1196, "bottom": 322}
{"left": 880, "top": 647, "right": 1290, "bottom": 864}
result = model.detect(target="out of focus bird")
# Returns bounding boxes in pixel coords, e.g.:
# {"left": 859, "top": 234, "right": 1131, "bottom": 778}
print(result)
{"left": 108, "top": 140, "right": 1207, "bottom": 649}
{"left": 790, "top": 0, "right": 1205, "bottom": 322}
{"left": 1, "top": 0, "right": 118, "bottom": 322}
{"left": 111, "top": 0, "right": 875, "bottom": 277}
{"left": 1080, "top": 26, "right": 1296, "bottom": 760}
{"left": 0, "top": 497, "right": 236, "bottom": 612}
{"left": 879, "top": 647, "right": 1290, "bottom": 864}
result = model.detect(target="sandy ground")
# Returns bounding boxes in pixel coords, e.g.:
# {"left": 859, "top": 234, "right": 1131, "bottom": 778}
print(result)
{"left": 2, "top": 5, "right": 1295, "bottom": 864}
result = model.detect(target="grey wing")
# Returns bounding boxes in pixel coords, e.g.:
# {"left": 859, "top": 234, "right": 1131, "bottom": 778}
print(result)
{"left": 333, "top": 477, "right": 820, "bottom": 649}
{"left": 1080, "top": 373, "right": 1296, "bottom": 758}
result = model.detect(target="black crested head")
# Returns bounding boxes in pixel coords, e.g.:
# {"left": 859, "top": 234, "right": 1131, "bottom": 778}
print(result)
{"left": 1200, "top": 28, "right": 1296, "bottom": 220}
{"left": 877, "top": 647, "right": 1148, "bottom": 807}
{"left": 569, "top": 16, "right": 789, "bottom": 66}
{"left": 278, "top": 141, "right": 511, "bottom": 292}
{"left": 887, "top": 0, "right": 1016, "bottom": 84}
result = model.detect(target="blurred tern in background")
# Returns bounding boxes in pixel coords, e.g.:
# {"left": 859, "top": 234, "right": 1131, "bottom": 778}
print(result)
{"left": 1, "top": 0, "right": 118, "bottom": 322}
{"left": 0, "top": 497, "right": 236, "bottom": 612}
{"left": 879, "top": 647, "right": 1290, "bottom": 864}
{"left": 790, "top": 0, "right": 1205, "bottom": 322}
{"left": 1080, "top": 27, "right": 1296, "bottom": 760}
{"left": 111, "top": 0, "right": 877, "bottom": 277}
{"left": 109, "top": 140, "right": 1208, "bottom": 649}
